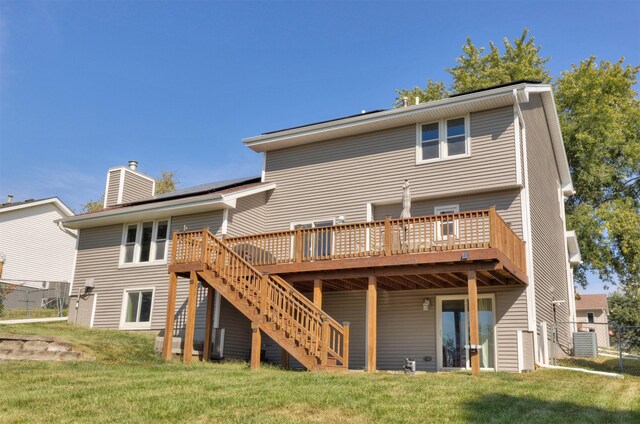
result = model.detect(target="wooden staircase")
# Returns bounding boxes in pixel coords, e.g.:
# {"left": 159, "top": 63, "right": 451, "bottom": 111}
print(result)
{"left": 173, "top": 229, "right": 349, "bottom": 371}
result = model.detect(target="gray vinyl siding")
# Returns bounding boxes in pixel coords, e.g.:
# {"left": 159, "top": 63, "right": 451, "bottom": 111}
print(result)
{"left": 217, "top": 297, "right": 252, "bottom": 359}
{"left": 264, "top": 107, "right": 517, "bottom": 231}
{"left": 522, "top": 331, "right": 535, "bottom": 371}
{"left": 71, "top": 211, "right": 224, "bottom": 331}
{"left": 373, "top": 189, "right": 523, "bottom": 238}
{"left": 263, "top": 287, "right": 526, "bottom": 372}
{"left": 121, "top": 170, "right": 155, "bottom": 204}
{"left": 523, "top": 94, "right": 572, "bottom": 350}
{"left": 105, "top": 169, "right": 121, "bottom": 207}
{"left": 67, "top": 293, "right": 96, "bottom": 327}
{"left": 226, "top": 192, "right": 267, "bottom": 237}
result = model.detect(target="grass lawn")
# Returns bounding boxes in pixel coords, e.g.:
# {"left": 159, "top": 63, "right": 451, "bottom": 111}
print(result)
{"left": 0, "top": 323, "right": 639, "bottom": 423}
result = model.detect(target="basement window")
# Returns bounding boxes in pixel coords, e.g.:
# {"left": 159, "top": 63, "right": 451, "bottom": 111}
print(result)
{"left": 416, "top": 116, "right": 470, "bottom": 164}
{"left": 120, "top": 220, "right": 170, "bottom": 266}
{"left": 120, "top": 288, "right": 154, "bottom": 330}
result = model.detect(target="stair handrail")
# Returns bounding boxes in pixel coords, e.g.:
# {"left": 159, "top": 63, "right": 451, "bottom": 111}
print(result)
{"left": 195, "top": 229, "right": 346, "bottom": 368}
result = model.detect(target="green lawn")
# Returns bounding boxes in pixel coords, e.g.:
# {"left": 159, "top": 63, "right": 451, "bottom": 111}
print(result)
{"left": 0, "top": 323, "right": 638, "bottom": 423}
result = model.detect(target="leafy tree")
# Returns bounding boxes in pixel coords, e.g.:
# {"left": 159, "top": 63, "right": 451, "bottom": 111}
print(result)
{"left": 394, "top": 30, "right": 640, "bottom": 292}
{"left": 608, "top": 290, "right": 640, "bottom": 350}
{"left": 155, "top": 170, "right": 178, "bottom": 195}
{"left": 556, "top": 58, "right": 640, "bottom": 290}
{"left": 82, "top": 196, "right": 104, "bottom": 213}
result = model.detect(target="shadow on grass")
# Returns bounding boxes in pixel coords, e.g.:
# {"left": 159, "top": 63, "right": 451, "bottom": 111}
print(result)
{"left": 462, "top": 393, "right": 639, "bottom": 424}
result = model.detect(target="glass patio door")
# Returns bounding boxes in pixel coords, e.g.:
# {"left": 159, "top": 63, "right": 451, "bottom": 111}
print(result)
{"left": 439, "top": 296, "right": 495, "bottom": 370}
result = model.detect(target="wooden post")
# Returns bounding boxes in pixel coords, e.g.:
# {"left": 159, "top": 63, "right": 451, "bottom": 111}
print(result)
{"left": 251, "top": 322, "right": 261, "bottom": 370}
{"left": 488, "top": 207, "right": 497, "bottom": 248}
{"left": 343, "top": 321, "right": 350, "bottom": 370}
{"left": 367, "top": 275, "right": 377, "bottom": 372}
{"left": 260, "top": 274, "right": 269, "bottom": 315}
{"left": 202, "top": 285, "right": 215, "bottom": 362}
{"left": 384, "top": 218, "right": 392, "bottom": 256}
{"left": 201, "top": 228, "right": 209, "bottom": 266}
{"left": 321, "top": 317, "right": 330, "bottom": 369}
{"left": 313, "top": 279, "right": 323, "bottom": 308}
{"left": 281, "top": 348, "right": 290, "bottom": 369}
{"left": 183, "top": 271, "right": 199, "bottom": 365}
{"left": 162, "top": 272, "right": 178, "bottom": 360}
{"left": 295, "top": 227, "right": 303, "bottom": 263}
{"left": 468, "top": 270, "right": 480, "bottom": 376}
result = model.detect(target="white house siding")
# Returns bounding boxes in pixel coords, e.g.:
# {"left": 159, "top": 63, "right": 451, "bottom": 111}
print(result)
{"left": 522, "top": 94, "right": 573, "bottom": 353}
{"left": 263, "top": 107, "right": 517, "bottom": 231}
{"left": 0, "top": 203, "right": 76, "bottom": 286}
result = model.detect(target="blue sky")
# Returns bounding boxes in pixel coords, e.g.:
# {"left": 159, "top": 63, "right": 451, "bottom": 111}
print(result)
{"left": 1, "top": 1, "right": 638, "bottom": 294}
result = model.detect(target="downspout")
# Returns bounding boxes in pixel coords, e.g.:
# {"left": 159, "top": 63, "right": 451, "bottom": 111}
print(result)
{"left": 535, "top": 360, "right": 624, "bottom": 379}
{"left": 513, "top": 88, "right": 539, "bottom": 359}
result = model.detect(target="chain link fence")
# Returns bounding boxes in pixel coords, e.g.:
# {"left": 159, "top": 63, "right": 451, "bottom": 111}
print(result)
{"left": 551, "top": 321, "right": 640, "bottom": 374}
{"left": 0, "top": 281, "right": 70, "bottom": 320}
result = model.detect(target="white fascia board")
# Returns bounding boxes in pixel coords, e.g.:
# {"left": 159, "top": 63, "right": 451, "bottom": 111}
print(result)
{"left": 219, "top": 182, "right": 276, "bottom": 203}
{"left": 0, "top": 197, "right": 75, "bottom": 217}
{"left": 524, "top": 87, "right": 574, "bottom": 196}
{"left": 243, "top": 84, "right": 536, "bottom": 151}
{"left": 566, "top": 230, "right": 582, "bottom": 265}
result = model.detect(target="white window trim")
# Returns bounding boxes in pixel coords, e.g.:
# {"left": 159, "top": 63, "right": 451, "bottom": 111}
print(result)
{"left": 119, "top": 287, "right": 155, "bottom": 330}
{"left": 119, "top": 218, "right": 171, "bottom": 268}
{"left": 416, "top": 114, "right": 471, "bottom": 165}
{"left": 434, "top": 204, "right": 460, "bottom": 240}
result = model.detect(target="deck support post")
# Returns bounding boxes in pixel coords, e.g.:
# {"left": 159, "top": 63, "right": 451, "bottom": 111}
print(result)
{"left": 162, "top": 272, "right": 178, "bottom": 360}
{"left": 202, "top": 284, "right": 215, "bottom": 362}
{"left": 313, "top": 279, "right": 323, "bottom": 308}
{"left": 281, "top": 348, "right": 289, "bottom": 369}
{"left": 251, "top": 322, "right": 261, "bottom": 370}
{"left": 366, "top": 275, "right": 377, "bottom": 372}
{"left": 467, "top": 270, "right": 480, "bottom": 376}
{"left": 183, "top": 271, "right": 199, "bottom": 365}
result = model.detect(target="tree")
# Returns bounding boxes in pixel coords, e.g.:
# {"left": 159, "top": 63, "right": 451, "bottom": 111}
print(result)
{"left": 556, "top": 58, "right": 640, "bottom": 290}
{"left": 608, "top": 290, "right": 640, "bottom": 350}
{"left": 82, "top": 196, "right": 104, "bottom": 213}
{"left": 394, "top": 80, "right": 448, "bottom": 107}
{"left": 394, "top": 30, "right": 640, "bottom": 292}
{"left": 155, "top": 170, "right": 178, "bottom": 195}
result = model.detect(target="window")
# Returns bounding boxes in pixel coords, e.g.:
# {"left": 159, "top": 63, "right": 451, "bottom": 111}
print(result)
{"left": 417, "top": 116, "right": 469, "bottom": 163}
{"left": 587, "top": 312, "right": 594, "bottom": 324}
{"left": 120, "top": 288, "right": 154, "bottom": 329}
{"left": 434, "top": 205, "right": 460, "bottom": 240}
{"left": 291, "top": 219, "right": 336, "bottom": 258}
{"left": 120, "top": 220, "right": 170, "bottom": 265}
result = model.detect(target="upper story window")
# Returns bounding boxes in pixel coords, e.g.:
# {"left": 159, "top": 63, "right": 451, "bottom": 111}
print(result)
{"left": 587, "top": 312, "right": 594, "bottom": 324}
{"left": 416, "top": 116, "right": 470, "bottom": 164}
{"left": 121, "top": 220, "right": 170, "bottom": 266}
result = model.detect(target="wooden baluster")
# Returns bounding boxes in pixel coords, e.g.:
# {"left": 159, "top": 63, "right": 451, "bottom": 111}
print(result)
{"left": 384, "top": 217, "right": 392, "bottom": 256}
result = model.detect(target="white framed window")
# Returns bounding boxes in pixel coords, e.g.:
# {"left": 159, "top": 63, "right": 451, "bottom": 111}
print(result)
{"left": 119, "top": 287, "right": 155, "bottom": 330}
{"left": 434, "top": 205, "right": 460, "bottom": 240}
{"left": 290, "top": 218, "right": 336, "bottom": 258}
{"left": 416, "top": 115, "right": 470, "bottom": 164}
{"left": 120, "top": 219, "right": 170, "bottom": 266}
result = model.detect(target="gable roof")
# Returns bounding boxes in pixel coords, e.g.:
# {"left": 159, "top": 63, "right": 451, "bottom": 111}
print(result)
{"left": 60, "top": 176, "right": 275, "bottom": 229}
{"left": 575, "top": 294, "right": 609, "bottom": 312}
{"left": 243, "top": 81, "right": 573, "bottom": 195}
{"left": 0, "top": 197, "right": 74, "bottom": 217}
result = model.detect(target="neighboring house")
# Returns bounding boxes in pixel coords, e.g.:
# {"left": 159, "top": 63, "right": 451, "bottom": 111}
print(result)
{"left": 61, "top": 81, "right": 578, "bottom": 374}
{"left": 575, "top": 294, "right": 610, "bottom": 348}
{"left": 0, "top": 196, "right": 76, "bottom": 310}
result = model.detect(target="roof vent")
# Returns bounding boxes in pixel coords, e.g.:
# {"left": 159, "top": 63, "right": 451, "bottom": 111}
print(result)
{"left": 6, "top": 194, "right": 13, "bottom": 203}
{"left": 402, "top": 97, "right": 408, "bottom": 108}
{"left": 128, "top": 160, "right": 139, "bottom": 171}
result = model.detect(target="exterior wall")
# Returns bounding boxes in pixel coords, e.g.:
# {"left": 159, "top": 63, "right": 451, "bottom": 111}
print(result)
{"left": 105, "top": 169, "right": 121, "bottom": 207}
{"left": 226, "top": 192, "right": 267, "bottom": 237}
{"left": 120, "top": 169, "right": 155, "bottom": 204}
{"left": 522, "top": 93, "right": 572, "bottom": 351}
{"left": 373, "top": 189, "right": 523, "bottom": 237}
{"left": 0, "top": 203, "right": 76, "bottom": 287}
{"left": 263, "top": 106, "right": 517, "bottom": 231}
{"left": 68, "top": 293, "right": 96, "bottom": 327}
{"left": 576, "top": 309, "right": 610, "bottom": 348}
{"left": 70, "top": 210, "right": 224, "bottom": 333}
{"left": 263, "top": 286, "right": 527, "bottom": 372}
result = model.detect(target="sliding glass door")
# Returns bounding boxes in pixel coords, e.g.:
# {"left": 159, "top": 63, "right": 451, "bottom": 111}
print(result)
{"left": 437, "top": 295, "right": 495, "bottom": 370}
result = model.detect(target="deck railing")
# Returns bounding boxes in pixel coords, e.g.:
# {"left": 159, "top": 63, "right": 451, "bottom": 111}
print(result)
{"left": 220, "top": 208, "right": 526, "bottom": 272}
{"left": 172, "top": 229, "right": 348, "bottom": 369}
